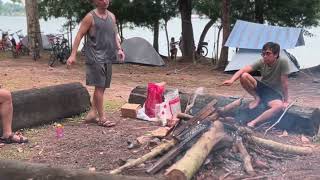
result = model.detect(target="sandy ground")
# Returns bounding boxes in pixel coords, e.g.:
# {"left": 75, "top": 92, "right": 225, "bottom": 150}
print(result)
{"left": 0, "top": 53, "right": 320, "bottom": 179}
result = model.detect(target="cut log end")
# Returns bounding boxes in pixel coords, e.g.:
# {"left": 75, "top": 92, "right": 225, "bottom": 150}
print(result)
{"left": 167, "top": 169, "right": 188, "bottom": 180}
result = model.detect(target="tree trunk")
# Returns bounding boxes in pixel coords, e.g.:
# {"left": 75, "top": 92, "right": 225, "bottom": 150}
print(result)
{"left": 254, "top": 0, "right": 264, "bottom": 23}
{"left": 166, "top": 121, "right": 225, "bottom": 180}
{"left": 196, "top": 19, "right": 215, "bottom": 54}
{"left": 25, "top": 0, "right": 42, "bottom": 53}
{"left": 215, "top": 25, "right": 223, "bottom": 63}
{"left": 0, "top": 83, "right": 90, "bottom": 134}
{"left": 128, "top": 86, "right": 320, "bottom": 136}
{"left": 179, "top": 0, "right": 195, "bottom": 62}
{"left": 110, "top": 139, "right": 176, "bottom": 175}
{"left": 0, "top": 159, "right": 157, "bottom": 180}
{"left": 216, "top": 0, "right": 230, "bottom": 70}
{"left": 164, "top": 21, "right": 170, "bottom": 59}
{"left": 153, "top": 20, "right": 160, "bottom": 53}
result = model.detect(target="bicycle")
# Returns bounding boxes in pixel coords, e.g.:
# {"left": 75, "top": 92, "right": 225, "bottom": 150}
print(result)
{"left": 0, "top": 29, "right": 12, "bottom": 52}
{"left": 10, "top": 30, "right": 29, "bottom": 58}
{"left": 48, "top": 34, "right": 71, "bottom": 67}
{"left": 195, "top": 41, "right": 208, "bottom": 58}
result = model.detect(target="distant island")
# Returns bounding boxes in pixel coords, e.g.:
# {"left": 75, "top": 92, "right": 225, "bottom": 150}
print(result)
{"left": 0, "top": 0, "right": 25, "bottom": 16}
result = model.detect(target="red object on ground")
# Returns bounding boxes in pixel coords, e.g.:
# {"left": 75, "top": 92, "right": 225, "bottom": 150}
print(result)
{"left": 145, "top": 83, "right": 164, "bottom": 118}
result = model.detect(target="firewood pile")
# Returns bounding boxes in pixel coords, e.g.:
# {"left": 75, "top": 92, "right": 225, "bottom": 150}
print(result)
{"left": 110, "top": 98, "right": 316, "bottom": 180}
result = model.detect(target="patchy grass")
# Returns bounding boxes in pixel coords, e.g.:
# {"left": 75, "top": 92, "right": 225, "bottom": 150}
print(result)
{"left": 104, "top": 99, "right": 125, "bottom": 112}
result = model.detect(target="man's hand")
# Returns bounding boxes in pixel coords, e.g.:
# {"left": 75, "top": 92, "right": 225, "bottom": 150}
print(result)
{"left": 222, "top": 79, "right": 234, "bottom": 86}
{"left": 118, "top": 49, "right": 125, "bottom": 63}
{"left": 67, "top": 55, "right": 76, "bottom": 68}
{"left": 283, "top": 101, "right": 289, "bottom": 109}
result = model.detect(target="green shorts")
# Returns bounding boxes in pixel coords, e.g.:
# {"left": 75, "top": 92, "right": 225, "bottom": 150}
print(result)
{"left": 86, "top": 63, "right": 112, "bottom": 88}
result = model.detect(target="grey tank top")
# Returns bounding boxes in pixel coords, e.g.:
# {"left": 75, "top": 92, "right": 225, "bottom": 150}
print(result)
{"left": 85, "top": 10, "right": 117, "bottom": 64}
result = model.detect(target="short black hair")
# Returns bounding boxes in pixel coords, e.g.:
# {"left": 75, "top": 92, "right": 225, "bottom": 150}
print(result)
{"left": 262, "top": 42, "right": 280, "bottom": 56}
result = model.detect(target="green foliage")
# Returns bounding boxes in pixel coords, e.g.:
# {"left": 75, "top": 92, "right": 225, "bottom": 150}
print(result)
{"left": 0, "top": 0, "right": 25, "bottom": 16}
{"left": 194, "top": 0, "right": 320, "bottom": 28}
{"left": 38, "top": 0, "right": 93, "bottom": 23}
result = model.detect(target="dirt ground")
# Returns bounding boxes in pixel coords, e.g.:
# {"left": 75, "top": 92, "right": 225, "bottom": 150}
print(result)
{"left": 0, "top": 53, "right": 320, "bottom": 179}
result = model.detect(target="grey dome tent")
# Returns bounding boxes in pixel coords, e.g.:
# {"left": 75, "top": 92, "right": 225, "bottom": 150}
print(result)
{"left": 224, "top": 20, "right": 304, "bottom": 74}
{"left": 121, "top": 37, "right": 165, "bottom": 66}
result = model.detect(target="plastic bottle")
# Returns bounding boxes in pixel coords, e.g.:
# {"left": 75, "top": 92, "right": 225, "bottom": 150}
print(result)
{"left": 55, "top": 124, "right": 64, "bottom": 138}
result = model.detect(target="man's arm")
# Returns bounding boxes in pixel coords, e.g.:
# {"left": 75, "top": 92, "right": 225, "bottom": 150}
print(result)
{"left": 223, "top": 65, "right": 253, "bottom": 86}
{"left": 109, "top": 12, "right": 124, "bottom": 61}
{"left": 281, "top": 75, "right": 289, "bottom": 104}
{"left": 67, "top": 13, "right": 92, "bottom": 65}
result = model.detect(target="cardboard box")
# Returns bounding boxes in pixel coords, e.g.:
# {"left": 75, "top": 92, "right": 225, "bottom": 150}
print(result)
{"left": 121, "top": 103, "right": 141, "bottom": 118}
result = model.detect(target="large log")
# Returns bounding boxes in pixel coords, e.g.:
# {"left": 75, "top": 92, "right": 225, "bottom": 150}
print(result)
{"left": 129, "top": 86, "right": 320, "bottom": 136}
{"left": 0, "top": 82, "right": 90, "bottom": 134}
{"left": 0, "top": 159, "right": 157, "bottom": 180}
{"left": 166, "top": 121, "right": 226, "bottom": 180}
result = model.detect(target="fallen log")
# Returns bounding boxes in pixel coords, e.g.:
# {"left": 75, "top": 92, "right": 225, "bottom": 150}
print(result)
{"left": 235, "top": 136, "right": 255, "bottom": 176}
{"left": 0, "top": 159, "right": 157, "bottom": 180}
{"left": 166, "top": 121, "right": 226, "bottom": 180}
{"left": 129, "top": 86, "right": 320, "bottom": 135}
{"left": 0, "top": 82, "right": 90, "bottom": 134}
{"left": 110, "top": 139, "right": 176, "bottom": 175}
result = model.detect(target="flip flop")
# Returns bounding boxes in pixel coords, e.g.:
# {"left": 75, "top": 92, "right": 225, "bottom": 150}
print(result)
{"left": 98, "top": 120, "right": 116, "bottom": 127}
{"left": 0, "top": 133, "right": 28, "bottom": 144}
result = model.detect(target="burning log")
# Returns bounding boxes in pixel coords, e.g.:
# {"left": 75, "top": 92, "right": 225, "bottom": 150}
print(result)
{"left": 248, "top": 135, "right": 314, "bottom": 155}
{"left": 172, "top": 99, "right": 217, "bottom": 137}
{"left": 235, "top": 136, "right": 255, "bottom": 176}
{"left": 166, "top": 121, "right": 226, "bottom": 180}
{"left": 129, "top": 86, "right": 320, "bottom": 136}
{"left": 110, "top": 139, "right": 176, "bottom": 175}
{"left": 147, "top": 120, "right": 212, "bottom": 174}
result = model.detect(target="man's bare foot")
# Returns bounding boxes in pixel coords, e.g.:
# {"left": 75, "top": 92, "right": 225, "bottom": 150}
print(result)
{"left": 84, "top": 111, "right": 98, "bottom": 123}
{"left": 249, "top": 98, "right": 260, "bottom": 109}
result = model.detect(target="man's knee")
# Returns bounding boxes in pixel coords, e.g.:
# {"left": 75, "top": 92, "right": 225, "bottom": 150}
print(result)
{"left": 269, "top": 100, "right": 283, "bottom": 113}
{"left": 240, "top": 72, "right": 251, "bottom": 81}
{"left": 0, "top": 89, "right": 12, "bottom": 102}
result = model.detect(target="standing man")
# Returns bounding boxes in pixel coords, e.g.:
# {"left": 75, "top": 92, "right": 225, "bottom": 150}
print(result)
{"left": 0, "top": 88, "right": 28, "bottom": 144}
{"left": 222, "top": 42, "right": 289, "bottom": 128}
{"left": 67, "top": 0, "right": 125, "bottom": 127}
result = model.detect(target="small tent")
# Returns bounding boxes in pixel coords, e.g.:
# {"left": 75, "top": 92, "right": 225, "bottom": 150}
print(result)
{"left": 224, "top": 20, "right": 304, "bottom": 74}
{"left": 121, "top": 37, "right": 165, "bottom": 66}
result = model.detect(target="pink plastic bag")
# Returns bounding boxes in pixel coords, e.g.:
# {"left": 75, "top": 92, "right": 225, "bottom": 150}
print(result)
{"left": 145, "top": 83, "right": 165, "bottom": 118}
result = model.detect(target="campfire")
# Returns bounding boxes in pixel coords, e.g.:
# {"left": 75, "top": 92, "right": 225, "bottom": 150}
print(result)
{"left": 110, "top": 86, "right": 319, "bottom": 179}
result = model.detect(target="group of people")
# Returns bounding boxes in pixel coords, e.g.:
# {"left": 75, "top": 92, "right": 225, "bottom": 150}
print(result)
{"left": 1, "top": 0, "right": 290, "bottom": 144}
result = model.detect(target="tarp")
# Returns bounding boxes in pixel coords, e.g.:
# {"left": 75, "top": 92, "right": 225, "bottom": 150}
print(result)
{"left": 121, "top": 37, "right": 165, "bottom": 66}
{"left": 224, "top": 48, "right": 299, "bottom": 74}
{"left": 225, "top": 20, "right": 305, "bottom": 49}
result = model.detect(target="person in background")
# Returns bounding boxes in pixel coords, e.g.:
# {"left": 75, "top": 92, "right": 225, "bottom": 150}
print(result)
{"left": 222, "top": 42, "right": 289, "bottom": 128}
{"left": 170, "top": 37, "right": 178, "bottom": 60}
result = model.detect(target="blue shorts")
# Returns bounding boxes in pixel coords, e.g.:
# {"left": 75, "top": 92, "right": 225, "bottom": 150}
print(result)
{"left": 256, "top": 80, "right": 283, "bottom": 104}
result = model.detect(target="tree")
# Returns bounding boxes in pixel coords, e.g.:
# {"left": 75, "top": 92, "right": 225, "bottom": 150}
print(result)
{"left": 215, "top": 0, "right": 230, "bottom": 69}
{"left": 178, "top": 0, "right": 195, "bottom": 62}
{"left": 25, "top": 0, "right": 42, "bottom": 57}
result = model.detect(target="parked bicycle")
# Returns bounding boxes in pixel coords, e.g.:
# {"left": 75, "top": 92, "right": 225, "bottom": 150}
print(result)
{"left": 195, "top": 41, "right": 208, "bottom": 59}
{"left": 10, "top": 30, "right": 29, "bottom": 58}
{"left": 0, "top": 29, "right": 12, "bottom": 52}
{"left": 48, "top": 34, "right": 71, "bottom": 67}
